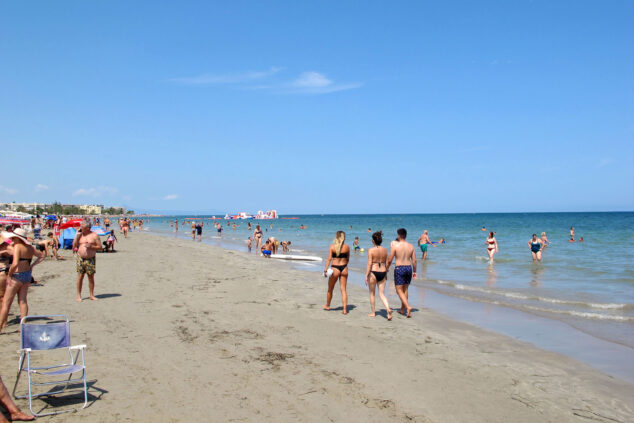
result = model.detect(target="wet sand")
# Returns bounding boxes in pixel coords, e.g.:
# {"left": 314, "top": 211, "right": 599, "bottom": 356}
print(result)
{"left": 0, "top": 232, "right": 632, "bottom": 422}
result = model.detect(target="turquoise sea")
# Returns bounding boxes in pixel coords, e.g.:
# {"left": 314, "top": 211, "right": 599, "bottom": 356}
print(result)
{"left": 141, "top": 212, "right": 634, "bottom": 381}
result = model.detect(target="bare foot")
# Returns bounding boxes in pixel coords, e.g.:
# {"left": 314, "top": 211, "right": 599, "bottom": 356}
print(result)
{"left": 90, "top": 296, "right": 98, "bottom": 301}
{"left": 387, "top": 310, "right": 393, "bottom": 321}
{"left": 407, "top": 307, "right": 412, "bottom": 318}
{"left": 397, "top": 309, "right": 406, "bottom": 315}
{"left": 10, "top": 410, "right": 35, "bottom": 421}
{"left": 342, "top": 310, "right": 348, "bottom": 315}
{"left": 322, "top": 305, "right": 330, "bottom": 310}
{"left": 368, "top": 313, "right": 375, "bottom": 318}
{"left": 76, "top": 297, "right": 82, "bottom": 302}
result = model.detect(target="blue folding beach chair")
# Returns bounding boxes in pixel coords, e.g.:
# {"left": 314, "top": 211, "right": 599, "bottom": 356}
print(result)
{"left": 12, "top": 315, "right": 88, "bottom": 417}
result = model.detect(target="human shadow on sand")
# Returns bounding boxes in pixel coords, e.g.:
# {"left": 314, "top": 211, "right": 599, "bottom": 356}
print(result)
{"left": 94, "top": 293, "right": 122, "bottom": 300}
{"left": 327, "top": 305, "right": 357, "bottom": 312}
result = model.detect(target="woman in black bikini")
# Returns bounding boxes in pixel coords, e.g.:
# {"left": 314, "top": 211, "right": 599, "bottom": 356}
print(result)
{"left": 323, "top": 231, "right": 350, "bottom": 314}
{"left": 365, "top": 231, "right": 392, "bottom": 320}
{"left": 253, "top": 225, "right": 263, "bottom": 252}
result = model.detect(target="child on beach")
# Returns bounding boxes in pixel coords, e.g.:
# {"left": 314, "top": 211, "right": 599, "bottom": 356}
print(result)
{"left": 261, "top": 239, "right": 272, "bottom": 257}
{"left": 247, "top": 237, "right": 252, "bottom": 252}
{"left": 353, "top": 237, "right": 360, "bottom": 251}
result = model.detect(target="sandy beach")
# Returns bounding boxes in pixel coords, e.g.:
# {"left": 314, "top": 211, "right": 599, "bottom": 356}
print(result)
{"left": 1, "top": 232, "right": 632, "bottom": 422}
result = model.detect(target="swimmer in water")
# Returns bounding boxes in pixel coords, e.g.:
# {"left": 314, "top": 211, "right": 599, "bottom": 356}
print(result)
{"left": 529, "top": 234, "right": 543, "bottom": 262}
{"left": 417, "top": 230, "right": 435, "bottom": 261}
{"left": 579, "top": 237, "right": 584, "bottom": 242}
{"left": 570, "top": 226, "right": 575, "bottom": 241}
{"left": 568, "top": 236, "right": 575, "bottom": 243}
{"left": 541, "top": 232, "right": 550, "bottom": 248}
{"left": 486, "top": 232, "right": 498, "bottom": 262}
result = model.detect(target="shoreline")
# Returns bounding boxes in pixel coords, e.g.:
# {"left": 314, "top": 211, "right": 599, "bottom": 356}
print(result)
{"left": 1, "top": 232, "right": 631, "bottom": 422}
{"left": 148, "top": 224, "right": 634, "bottom": 383}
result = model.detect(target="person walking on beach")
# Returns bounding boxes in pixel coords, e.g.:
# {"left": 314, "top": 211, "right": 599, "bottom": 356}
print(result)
{"left": 73, "top": 220, "right": 100, "bottom": 302}
{"left": 387, "top": 228, "right": 416, "bottom": 318}
{"left": 417, "top": 230, "right": 435, "bottom": 261}
{"left": 323, "top": 231, "right": 350, "bottom": 315}
{"left": 529, "top": 234, "right": 543, "bottom": 262}
{"left": 365, "top": 231, "right": 392, "bottom": 320}
{"left": 486, "top": 232, "right": 498, "bottom": 262}
{"left": 0, "top": 228, "right": 45, "bottom": 332}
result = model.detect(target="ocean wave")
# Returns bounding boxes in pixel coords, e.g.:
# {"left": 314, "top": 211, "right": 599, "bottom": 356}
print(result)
{"left": 433, "top": 280, "right": 632, "bottom": 311}
{"left": 445, "top": 293, "right": 634, "bottom": 322}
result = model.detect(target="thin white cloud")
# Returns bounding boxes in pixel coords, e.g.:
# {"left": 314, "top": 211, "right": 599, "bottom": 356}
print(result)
{"left": 169, "top": 67, "right": 283, "bottom": 85}
{"left": 0, "top": 185, "right": 18, "bottom": 195}
{"left": 163, "top": 194, "right": 179, "bottom": 200}
{"left": 596, "top": 158, "right": 614, "bottom": 168}
{"left": 73, "top": 186, "right": 118, "bottom": 197}
{"left": 285, "top": 71, "right": 362, "bottom": 94}
{"left": 34, "top": 184, "right": 49, "bottom": 192}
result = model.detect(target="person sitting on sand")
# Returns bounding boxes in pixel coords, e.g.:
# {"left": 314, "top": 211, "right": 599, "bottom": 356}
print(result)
{"left": 261, "top": 239, "right": 272, "bottom": 258}
{"left": 0, "top": 228, "right": 45, "bottom": 332}
{"left": 73, "top": 220, "right": 101, "bottom": 302}
{"left": 365, "top": 231, "right": 392, "bottom": 320}
{"left": 387, "top": 228, "right": 416, "bottom": 318}
{"left": 0, "top": 375, "right": 33, "bottom": 422}
{"left": 323, "top": 231, "right": 350, "bottom": 315}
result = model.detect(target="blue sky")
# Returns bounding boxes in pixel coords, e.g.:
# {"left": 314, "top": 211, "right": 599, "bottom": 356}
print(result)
{"left": 1, "top": 1, "right": 632, "bottom": 214}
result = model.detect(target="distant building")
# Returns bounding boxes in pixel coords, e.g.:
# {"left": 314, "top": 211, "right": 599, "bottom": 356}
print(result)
{"left": 0, "top": 202, "right": 45, "bottom": 212}
{"left": 80, "top": 204, "right": 103, "bottom": 214}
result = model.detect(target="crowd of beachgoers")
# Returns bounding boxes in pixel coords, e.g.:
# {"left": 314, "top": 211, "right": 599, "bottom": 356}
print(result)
{"left": 0, "top": 214, "right": 150, "bottom": 421}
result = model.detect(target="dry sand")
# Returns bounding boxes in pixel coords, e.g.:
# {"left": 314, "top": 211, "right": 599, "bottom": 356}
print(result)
{"left": 1, "top": 232, "right": 632, "bottom": 422}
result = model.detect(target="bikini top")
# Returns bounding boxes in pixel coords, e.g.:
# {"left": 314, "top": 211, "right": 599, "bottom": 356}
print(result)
{"left": 487, "top": 239, "right": 495, "bottom": 244}
{"left": 333, "top": 251, "right": 349, "bottom": 259}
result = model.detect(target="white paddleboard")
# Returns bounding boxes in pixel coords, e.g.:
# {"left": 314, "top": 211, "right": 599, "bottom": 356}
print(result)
{"left": 270, "top": 254, "right": 323, "bottom": 262}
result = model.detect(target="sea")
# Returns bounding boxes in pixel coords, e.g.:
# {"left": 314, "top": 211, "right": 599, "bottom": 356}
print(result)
{"left": 140, "top": 212, "right": 634, "bottom": 382}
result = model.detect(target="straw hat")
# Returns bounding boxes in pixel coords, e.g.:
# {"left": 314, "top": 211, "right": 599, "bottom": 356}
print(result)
{"left": 1, "top": 227, "right": 30, "bottom": 243}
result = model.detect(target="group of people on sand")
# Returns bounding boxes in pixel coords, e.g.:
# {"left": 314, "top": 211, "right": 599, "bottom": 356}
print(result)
{"left": 323, "top": 229, "right": 417, "bottom": 319}
{"left": 0, "top": 218, "right": 109, "bottom": 420}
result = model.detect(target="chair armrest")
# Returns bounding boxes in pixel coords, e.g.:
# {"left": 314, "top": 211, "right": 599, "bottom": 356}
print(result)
{"left": 17, "top": 348, "right": 32, "bottom": 354}
{"left": 69, "top": 345, "right": 86, "bottom": 350}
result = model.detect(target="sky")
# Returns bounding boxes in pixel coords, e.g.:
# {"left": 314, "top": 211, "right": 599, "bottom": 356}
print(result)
{"left": 1, "top": 0, "right": 632, "bottom": 214}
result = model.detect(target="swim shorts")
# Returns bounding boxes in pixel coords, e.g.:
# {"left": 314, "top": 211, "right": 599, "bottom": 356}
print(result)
{"left": 76, "top": 257, "right": 96, "bottom": 275}
{"left": 420, "top": 244, "right": 427, "bottom": 253}
{"left": 262, "top": 250, "right": 271, "bottom": 256}
{"left": 394, "top": 265, "right": 412, "bottom": 286}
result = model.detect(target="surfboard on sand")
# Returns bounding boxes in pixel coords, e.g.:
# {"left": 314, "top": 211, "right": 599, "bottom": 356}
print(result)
{"left": 270, "top": 254, "right": 323, "bottom": 262}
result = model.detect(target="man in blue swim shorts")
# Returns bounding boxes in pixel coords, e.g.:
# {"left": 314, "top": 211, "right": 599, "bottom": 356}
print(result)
{"left": 387, "top": 228, "right": 417, "bottom": 317}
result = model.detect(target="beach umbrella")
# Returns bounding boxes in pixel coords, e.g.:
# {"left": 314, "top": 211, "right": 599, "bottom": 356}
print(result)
{"left": 45, "top": 215, "right": 57, "bottom": 221}
{"left": 0, "top": 217, "right": 29, "bottom": 226}
{"left": 59, "top": 219, "right": 83, "bottom": 230}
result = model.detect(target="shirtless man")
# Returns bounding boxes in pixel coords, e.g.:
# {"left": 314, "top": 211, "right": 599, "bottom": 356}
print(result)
{"left": 387, "top": 228, "right": 416, "bottom": 317}
{"left": 73, "top": 220, "right": 100, "bottom": 302}
{"left": 417, "top": 230, "right": 435, "bottom": 261}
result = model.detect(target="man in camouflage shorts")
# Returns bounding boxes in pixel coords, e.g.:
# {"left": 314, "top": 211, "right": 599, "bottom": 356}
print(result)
{"left": 73, "top": 220, "right": 101, "bottom": 302}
